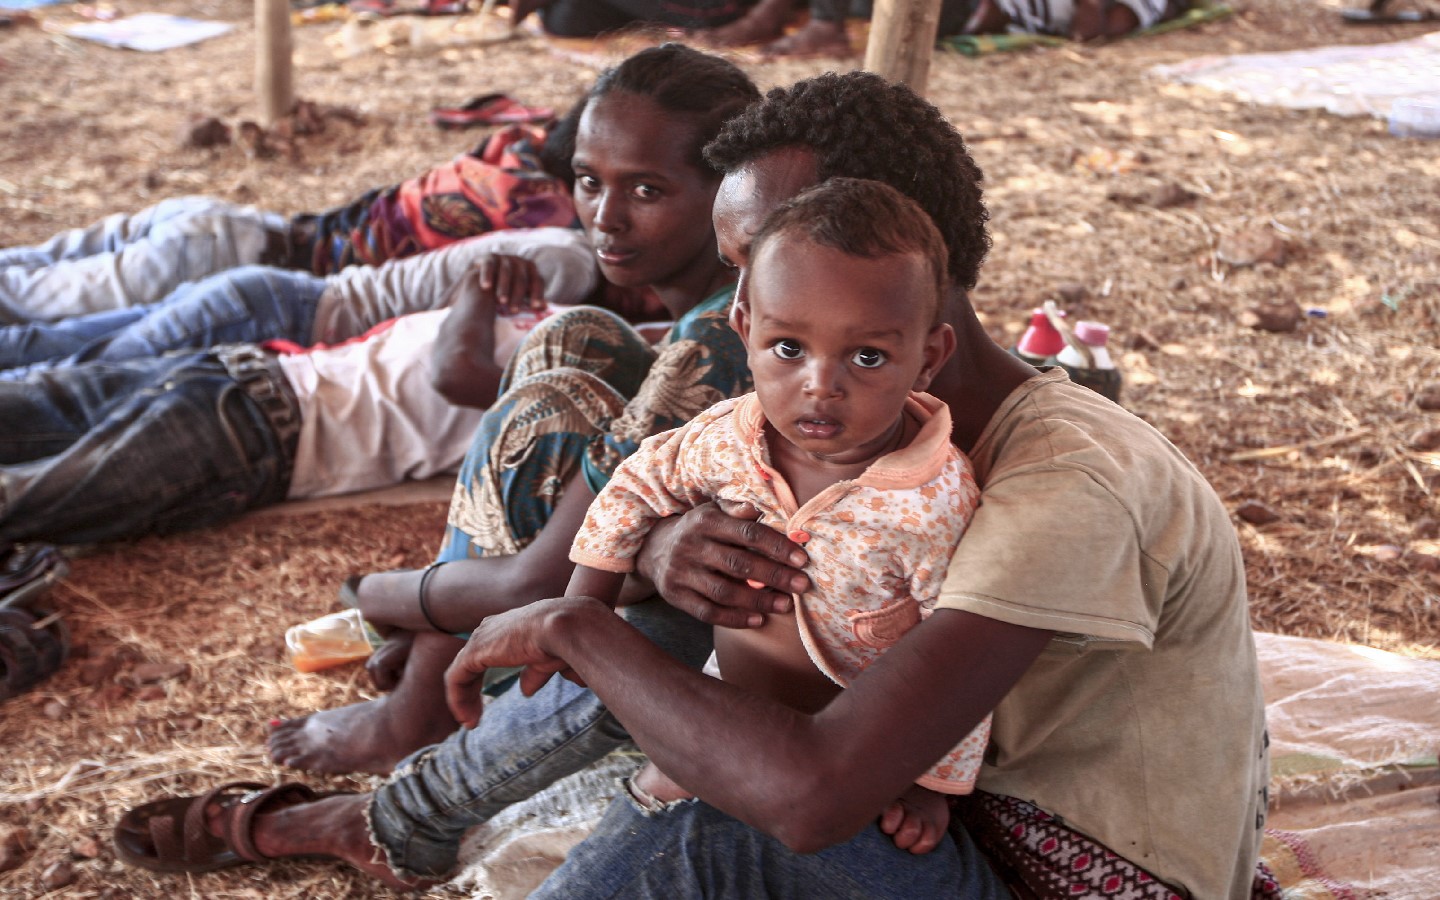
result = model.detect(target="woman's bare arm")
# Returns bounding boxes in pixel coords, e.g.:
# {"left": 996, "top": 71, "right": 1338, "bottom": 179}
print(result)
{"left": 356, "top": 473, "right": 596, "bottom": 633}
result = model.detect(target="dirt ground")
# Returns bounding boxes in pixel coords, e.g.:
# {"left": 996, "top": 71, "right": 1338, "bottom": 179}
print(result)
{"left": 1, "top": 0, "right": 1438, "bottom": 895}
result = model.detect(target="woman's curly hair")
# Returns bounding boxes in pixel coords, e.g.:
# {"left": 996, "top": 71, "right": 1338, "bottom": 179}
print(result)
{"left": 705, "top": 72, "right": 990, "bottom": 290}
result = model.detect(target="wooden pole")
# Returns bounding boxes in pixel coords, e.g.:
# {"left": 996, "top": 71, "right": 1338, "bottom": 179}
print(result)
{"left": 256, "top": 0, "right": 294, "bottom": 126}
{"left": 863, "top": 0, "right": 943, "bottom": 94}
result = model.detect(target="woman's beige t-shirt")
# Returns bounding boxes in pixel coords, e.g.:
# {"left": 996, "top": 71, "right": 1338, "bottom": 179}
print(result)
{"left": 937, "top": 370, "right": 1268, "bottom": 899}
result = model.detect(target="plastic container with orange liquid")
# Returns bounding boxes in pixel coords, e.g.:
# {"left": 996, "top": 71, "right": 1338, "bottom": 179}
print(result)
{"left": 286, "top": 609, "right": 379, "bottom": 673}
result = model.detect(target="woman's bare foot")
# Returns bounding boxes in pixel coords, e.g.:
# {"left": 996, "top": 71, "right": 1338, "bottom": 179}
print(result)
{"left": 270, "top": 630, "right": 467, "bottom": 774}
{"left": 269, "top": 695, "right": 458, "bottom": 775}
{"left": 692, "top": 0, "right": 793, "bottom": 46}
{"left": 761, "top": 19, "right": 853, "bottom": 57}
{"left": 228, "top": 794, "right": 433, "bottom": 891}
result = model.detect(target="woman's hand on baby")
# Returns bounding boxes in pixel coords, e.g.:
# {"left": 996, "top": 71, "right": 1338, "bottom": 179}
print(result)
{"left": 635, "top": 502, "right": 810, "bottom": 629}
{"left": 878, "top": 785, "right": 951, "bottom": 855}
{"left": 473, "top": 253, "right": 546, "bottom": 316}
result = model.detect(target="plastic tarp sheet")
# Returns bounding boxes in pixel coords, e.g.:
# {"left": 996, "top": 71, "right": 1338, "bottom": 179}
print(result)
{"left": 1151, "top": 32, "right": 1440, "bottom": 120}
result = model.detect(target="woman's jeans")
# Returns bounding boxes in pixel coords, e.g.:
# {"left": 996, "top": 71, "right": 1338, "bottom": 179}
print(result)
{"left": 0, "top": 197, "right": 287, "bottom": 324}
{"left": 367, "top": 598, "right": 713, "bottom": 877}
{"left": 0, "top": 351, "right": 288, "bottom": 544}
{"left": 0, "top": 266, "right": 325, "bottom": 378}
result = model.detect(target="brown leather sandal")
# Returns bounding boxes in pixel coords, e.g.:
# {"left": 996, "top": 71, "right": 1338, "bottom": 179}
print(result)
{"left": 113, "top": 781, "right": 341, "bottom": 873}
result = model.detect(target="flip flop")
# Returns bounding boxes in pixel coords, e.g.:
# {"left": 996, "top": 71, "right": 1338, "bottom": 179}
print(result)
{"left": 429, "top": 93, "right": 555, "bottom": 129}
{"left": 114, "top": 782, "right": 344, "bottom": 874}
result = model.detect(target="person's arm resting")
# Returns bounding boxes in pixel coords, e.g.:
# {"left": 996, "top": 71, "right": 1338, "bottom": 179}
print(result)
{"left": 447, "top": 600, "right": 1052, "bottom": 852}
{"left": 358, "top": 472, "right": 597, "bottom": 634}
{"left": 430, "top": 251, "right": 562, "bottom": 408}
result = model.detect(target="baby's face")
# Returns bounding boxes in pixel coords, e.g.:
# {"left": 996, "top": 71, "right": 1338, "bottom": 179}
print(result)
{"left": 738, "top": 235, "right": 943, "bottom": 467}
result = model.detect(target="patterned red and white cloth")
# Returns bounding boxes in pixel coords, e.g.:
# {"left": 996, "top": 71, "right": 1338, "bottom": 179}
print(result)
{"left": 958, "top": 790, "right": 1284, "bottom": 899}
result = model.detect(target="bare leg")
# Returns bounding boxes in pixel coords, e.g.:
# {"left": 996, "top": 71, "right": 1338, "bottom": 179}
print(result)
{"left": 961, "top": 0, "right": 1010, "bottom": 33}
{"left": 268, "top": 631, "right": 466, "bottom": 775}
{"left": 212, "top": 794, "right": 428, "bottom": 891}
{"left": 760, "top": 17, "right": 853, "bottom": 57}
{"left": 508, "top": 0, "right": 551, "bottom": 28}
{"left": 693, "top": 0, "right": 796, "bottom": 46}
{"left": 1069, "top": 0, "right": 1138, "bottom": 40}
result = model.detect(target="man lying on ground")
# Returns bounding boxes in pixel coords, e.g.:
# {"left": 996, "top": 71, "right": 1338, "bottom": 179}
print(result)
{"left": 0, "top": 230, "right": 617, "bottom": 547}
{"left": 0, "top": 123, "right": 576, "bottom": 324}
{"left": 0, "top": 226, "right": 606, "bottom": 377}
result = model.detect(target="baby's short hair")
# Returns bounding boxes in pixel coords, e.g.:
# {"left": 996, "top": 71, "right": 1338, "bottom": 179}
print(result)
{"left": 751, "top": 177, "right": 948, "bottom": 324}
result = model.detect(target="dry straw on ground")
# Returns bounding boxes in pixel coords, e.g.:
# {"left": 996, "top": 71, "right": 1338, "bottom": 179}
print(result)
{"left": 2, "top": 0, "right": 1437, "bottom": 894}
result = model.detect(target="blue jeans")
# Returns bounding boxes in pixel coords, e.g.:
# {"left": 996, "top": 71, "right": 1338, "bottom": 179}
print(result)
{"left": 366, "top": 598, "right": 714, "bottom": 879}
{"left": 0, "top": 197, "right": 286, "bottom": 324}
{"left": 533, "top": 793, "right": 1009, "bottom": 899}
{"left": 0, "top": 266, "right": 324, "bottom": 378}
{"left": 0, "top": 351, "right": 287, "bottom": 544}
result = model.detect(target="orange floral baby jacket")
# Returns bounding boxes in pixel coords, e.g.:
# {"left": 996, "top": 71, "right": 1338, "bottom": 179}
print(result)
{"left": 570, "top": 391, "right": 988, "bottom": 794}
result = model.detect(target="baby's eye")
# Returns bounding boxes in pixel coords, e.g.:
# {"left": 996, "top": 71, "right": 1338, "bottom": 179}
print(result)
{"left": 575, "top": 175, "right": 600, "bottom": 193}
{"left": 852, "top": 348, "right": 887, "bottom": 369}
{"left": 632, "top": 184, "right": 661, "bottom": 200}
{"left": 772, "top": 340, "right": 804, "bottom": 361}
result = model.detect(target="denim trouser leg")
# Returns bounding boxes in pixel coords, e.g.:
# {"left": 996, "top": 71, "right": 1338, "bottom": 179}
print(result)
{"left": 0, "top": 266, "right": 326, "bottom": 378}
{"left": 0, "top": 308, "right": 147, "bottom": 375}
{"left": 0, "top": 352, "right": 288, "bottom": 544}
{"left": 0, "top": 197, "right": 287, "bottom": 324}
{"left": 367, "top": 597, "right": 714, "bottom": 879}
{"left": 532, "top": 796, "right": 1009, "bottom": 900}
{"left": 76, "top": 266, "right": 325, "bottom": 365}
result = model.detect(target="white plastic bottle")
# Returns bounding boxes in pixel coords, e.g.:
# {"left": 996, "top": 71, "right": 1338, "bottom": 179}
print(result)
{"left": 1056, "top": 321, "right": 1115, "bottom": 370}
{"left": 1056, "top": 321, "right": 1122, "bottom": 402}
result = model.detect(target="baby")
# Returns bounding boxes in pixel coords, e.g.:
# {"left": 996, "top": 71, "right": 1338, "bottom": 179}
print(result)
{"left": 567, "top": 177, "right": 985, "bottom": 852}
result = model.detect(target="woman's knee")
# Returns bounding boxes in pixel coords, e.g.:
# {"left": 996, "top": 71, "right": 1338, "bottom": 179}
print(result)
{"left": 511, "top": 305, "right": 654, "bottom": 386}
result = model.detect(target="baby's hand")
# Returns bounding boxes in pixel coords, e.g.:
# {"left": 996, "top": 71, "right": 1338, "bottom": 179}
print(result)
{"left": 878, "top": 785, "right": 951, "bottom": 854}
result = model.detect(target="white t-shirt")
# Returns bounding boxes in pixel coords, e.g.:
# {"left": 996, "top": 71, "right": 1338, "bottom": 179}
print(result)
{"left": 277, "top": 310, "right": 478, "bottom": 499}
{"left": 277, "top": 298, "right": 588, "bottom": 500}
{"left": 936, "top": 370, "right": 1267, "bottom": 899}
